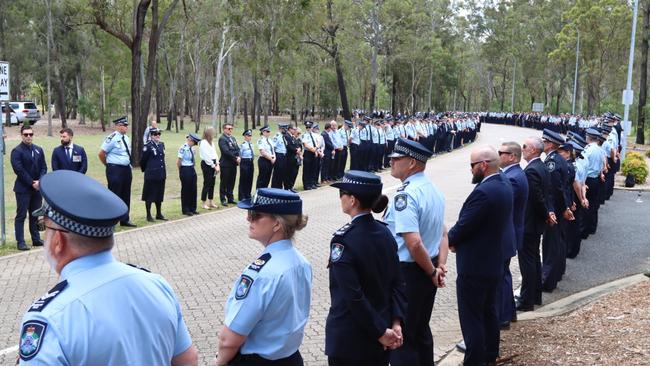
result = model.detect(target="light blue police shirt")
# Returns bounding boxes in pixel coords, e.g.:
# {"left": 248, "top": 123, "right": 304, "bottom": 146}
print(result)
{"left": 257, "top": 138, "right": 276, "bottom": 158}
{"left": 338, "top": 128, "right": 349, "bottom": 146}
{"left": 386, "top": 126, "right": 395, "bottom": 141}
{"left": 359, "top": 126, "right": 370, "bottom": 141}
{"left": 384, "top": 172, "right": 446, "bottom": 262}
{"left": 302, "top": 132, "right": 316, "bottom": 150}
{"left": 18, "top": 250, "right": 192, "bottom": 365}
{"left": 240, "top": 141, "right": 255, "bottom": 159}
{"left": 178, "top": 143, "right": 195, "bottom": 166}
{"left": 273, "top": 133, "right": 287, "bottom": 154}
{"left": 582, "top": 143, "right": 604, "bottom": 178}
{"left": 100, "top": 132, "right": 131, "bottom": 166}
{"left": 575, "top": 158, "right": 588, "bottom": 184}
{"left": 224, "top": 239, "right": 312, "bottom": 360}
{"left": 378, "top": 127, "right": 386, "bottom": 144}
{"left": 350, "top": 128, "right": 360, "bottom": 145}
{"left": 329, "top": 130, "right": 342, "bottom": 149}
{"left": 405, "top": 124, "right": 416, "bottom": 139}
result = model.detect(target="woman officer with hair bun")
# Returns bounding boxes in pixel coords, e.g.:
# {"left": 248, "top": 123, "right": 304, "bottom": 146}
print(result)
{"left": 325, "top": 170, "right": 407, "bottom": 366}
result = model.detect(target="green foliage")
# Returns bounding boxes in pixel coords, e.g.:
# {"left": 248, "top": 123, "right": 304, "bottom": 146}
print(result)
{"left": 646, "top": 149, "right": 650, "bottom": 159}
{"left": 622, "top": 154, "right": 649, "bottom": 184}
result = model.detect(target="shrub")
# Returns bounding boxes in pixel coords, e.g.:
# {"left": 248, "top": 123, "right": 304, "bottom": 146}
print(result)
{"left": 646, "top": 148, "right": 650, "bottom": 159}
{"left": 621, "top": 157, "right": 649, "bottom": 184}
{"left": 626, "top": 151, "right": 645, "bottom": 162}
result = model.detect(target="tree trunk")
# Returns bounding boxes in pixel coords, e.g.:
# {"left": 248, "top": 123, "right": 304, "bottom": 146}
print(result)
{"left": 212, "top": 27, "right": 229, "bottom": 130}
{"left": 45, "top": 0, "right": 53, "bottom": 134}
{"left": 76, "top": 70, "right": 85, "bottom": 125}
{"left": 100, "top": 65, "right": 106, "bottom": 131}
{"left": 252, "top": 71, "right": 259, "bottom": 128}
{"left": 54, "top": 65, "right": 67, "bottom": 128}
{"left": 333, "top": 51, "right": 351, "bottom": 121}
{"left": 227, "top": 53, "right": 236, "bottom": 125}
{"left": 243, "top": 91, "right": 249, "bottom": 129}
{"left": 637, "top": 2, "right": 649, "bottom": 144}
{"left": 391, "top": 70, "right": 397, "bottom": 116}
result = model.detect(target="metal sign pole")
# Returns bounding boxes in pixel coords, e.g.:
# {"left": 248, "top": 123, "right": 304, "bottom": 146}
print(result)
{"left": 0, "top": 61, "right": 9, "bottom": 247}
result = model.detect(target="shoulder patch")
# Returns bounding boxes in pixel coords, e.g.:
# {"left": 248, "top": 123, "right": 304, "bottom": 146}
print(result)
{"left": 334, "top": 222, "right": 353, "bottom": 236}
{"left": 105, "top": 132, "right": 116, "bottom": 142}
{"left": 28, "top": 280, "right": 68, "bottom": 313}
{"left": 546, "top": 160, "right": 556, "bottom": 172}
{"left": 330, "top": 243, "right": 345, "bottom": 262}
{"left": 19, "top": 320, "right": 47, "bottom": 361}
{"left": 395, "top": 193, "right": 408, "bottom": 211}
{"left": 235, "top": 275, "right": 254, "bottom": 300}
{"left": 397, "top": 181, "right": 410, "bottom": 192}
{"left": 127, "top": 263, "right": 151, "bottom": 272}
{"left": 248, "top": 253, "right": 271, "bottom": 272}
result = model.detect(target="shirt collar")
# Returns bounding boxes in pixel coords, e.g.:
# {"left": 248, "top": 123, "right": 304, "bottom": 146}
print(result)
{"left": 352, "top": 212, "right": 371, "bottom": 222}
{"left": 60, "top": 250, "right": 115, "bottom": 281}
{"left": 404, "top": 171, "right": 425, "bottom": 184}
{"left": 481, "top": 172, "right": 500, "bottom": 184}
{"left": 64, "top": 143, "right": 74, "bottom": 150}
{"left": 263, "top": 239, "right": 293, "bottom": 254}
{"left": 528, "top": 156, "right": 541, "bottom": 163}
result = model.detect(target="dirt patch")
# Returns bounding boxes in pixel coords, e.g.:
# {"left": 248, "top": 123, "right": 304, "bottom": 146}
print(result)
{"left": 499, "top": 278, "right": 650, "bottom": 365}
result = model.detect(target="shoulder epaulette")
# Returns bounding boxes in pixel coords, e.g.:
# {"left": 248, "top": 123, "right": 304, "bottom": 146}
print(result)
{"left": 248, "top": 253, "right": 271, "bottom": 272}
{"left": 28, "top": 280, "right": 68, "bottom": 312}
{"left": 127, "top": 263, "right": 151, "bottom": 272}
{"left": 397, "top": 181, "right": 410, "bottom": 192}
{"left": 105, "top": 132, "right": 116, "bottom": 142}
{"left": 333, "top": 222, "right": 354, "bottom": 236}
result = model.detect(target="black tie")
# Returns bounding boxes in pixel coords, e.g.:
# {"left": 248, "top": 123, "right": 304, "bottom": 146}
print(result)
{"left": 65, "top": 147, "right": 72, "bottom": 162}
{"left": 249, "top": 142, "right": 254, "bottom": 158}
{"left": 189, "top": 146, "right": 194, "bottom": 164}
{"left": 122, "top": 135, "right": 131, "bottom": 161}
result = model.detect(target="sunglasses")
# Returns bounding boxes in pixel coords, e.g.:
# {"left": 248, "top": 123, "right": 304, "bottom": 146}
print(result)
{"left": 151, "top": 133, "right": 161, "bottom": 136}
{"left": 37, "top": 218, "right": 69, "bottom": 233}
{"left": 470, "top": 160, "right": 491, "bottom": 169}
{"left": 247, "top": 210, "right": 269, "bottom": 221}
{"left": 22, "top": 133, "right": 34, "bottom": 137}
{"left": 224, "top": 127, "right": 233, "bottom": 130}
{"left": 498, "top": 151, "right": 513, "bottom": 156}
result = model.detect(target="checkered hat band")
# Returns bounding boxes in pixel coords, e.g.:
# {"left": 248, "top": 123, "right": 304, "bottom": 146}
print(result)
{"left": 46, "top": 205, "right": 115, "bottom": 238}
{"left": 340, "top": 176, "right": 372, "bottom": 185}
{"left": 394, "top": 144, "right": 427, "bottom": 162}
{"left": 252, "top": 195, "right": 298, "bottom": 206}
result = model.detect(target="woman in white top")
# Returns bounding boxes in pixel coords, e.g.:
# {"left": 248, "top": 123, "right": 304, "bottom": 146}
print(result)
{"left": 199, "top": 126, "right": 220, "bottom": 209}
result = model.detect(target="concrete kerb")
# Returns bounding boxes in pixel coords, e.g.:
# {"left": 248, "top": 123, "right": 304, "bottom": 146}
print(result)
{"left": 437, "top": 273, "right": 649, "bottom": 366}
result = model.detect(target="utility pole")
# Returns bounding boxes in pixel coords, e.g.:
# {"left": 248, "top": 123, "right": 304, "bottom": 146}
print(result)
{"left": 511, "top": 58, "right": 516, "bottom": 112}
{"left": 622, "top": 0, "right": 639, "bottom": 161}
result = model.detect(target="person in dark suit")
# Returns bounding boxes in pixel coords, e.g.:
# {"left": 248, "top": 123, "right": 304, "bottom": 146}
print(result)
{"left": 321, "top": 123, "right": 335, "bottom": 183}
{"left": 51, "top": 128, "right": 88, "bottom": 174}
{"left": 11, "top": 125, "right": 47, "bottom": 250}
{"left": 218, "top": 123, "right": 240, "bottom": 205}
{"left": 139, "top": 128, "right": 167, "bottom": 222}
{"left": 327, "top": 171, "right": 407, "bottom": 366}
{"left": 498, "top": 142, "right": 529, "bottom": 327}
{"left": 541, "top": 129, "right": 574, "bottom": 292}
{"left": 284, "top": 125, "right": 302, "bottom": 191}
{"left": 516, "top": 137, "right": 553, "bottom": 311}
{"left": 448, "top": 146, "right": 513, "bottom": 366}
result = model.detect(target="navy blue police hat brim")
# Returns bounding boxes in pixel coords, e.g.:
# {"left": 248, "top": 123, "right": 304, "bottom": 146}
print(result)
{"left": 388, "top": 151, "right": 409, "bottom": 159}
{"left": 237, "top": 200, "right": 302, "bottom": 215}
{"left": 330, "top": 181, "right": 382, "bottom": 196}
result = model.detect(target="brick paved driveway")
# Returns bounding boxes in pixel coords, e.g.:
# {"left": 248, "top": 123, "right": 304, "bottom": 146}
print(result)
{"left": 0, "top": 124, "right": 534, "bottom": 364}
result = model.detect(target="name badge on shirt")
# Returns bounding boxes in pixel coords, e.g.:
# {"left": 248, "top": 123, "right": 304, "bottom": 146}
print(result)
{"left": 72, "top": 155, "right": 82, "bottom": 162}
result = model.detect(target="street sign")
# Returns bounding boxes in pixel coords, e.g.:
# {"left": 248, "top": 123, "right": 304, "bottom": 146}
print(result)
{"left": 622, "top": 89, "right": 634, "bottom": 105}
{"left": 532, "top": 103, "right": 544, "bottom": 112}
{"left": 0, "top": 62, "right": 9, "bottom": 101}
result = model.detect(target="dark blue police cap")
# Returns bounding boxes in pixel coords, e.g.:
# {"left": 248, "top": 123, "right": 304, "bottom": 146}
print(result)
{"left": 585, "top": 128, "right": 601, "bottom": 139}
{"left": 558, "top": 142, "right": 573, "bottom": 152}
{"left": 187, "top": 133, "right": 201, "bottom": 143}
{"left": 32, "top": 171, "right": 128, "bottom": 238}
{"left": 344, "top": 120, "right": 353, "bottom": 127}
{"left": 331, "top": 170, "right": 383, "bottom": 197}
{"left": 311, "top": 124, "right": 320, "bottom": 130}
{"left": 259, "top": 125, "right": 271, "bottom": 133}
{"left": 278, "top": 123, "right": 290, "bottom": 129}
{"left": 304, "top": 121, "right": 314, "bottom": 128}
{"left": 388, "top": 138, "right": 433, "bottom": 163}
{"left": 243, "top": 129, "right": 252, "bottom": 137}
{"left": 542, "top": 128, "right": 565, "bottom": 145}
{"left": 113, "top": 116, "right": 128, "bottom": 126}
{"left": 600, "top": 124, "right": 612, "bottom": 133}
{"left": 149, "top": 128, "right": 161, "bottom": 135}
{"left": 570, "top": 140, "right": 584, "bottom": 152}
{"left": 237, "top": 188, "right": 302, "bottom": 215}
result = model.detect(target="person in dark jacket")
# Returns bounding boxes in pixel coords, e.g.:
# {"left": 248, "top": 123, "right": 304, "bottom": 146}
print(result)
{"left": 51, "top": 128, "right": 87, "bottom": 174}
{"left": 11, "top": 125, "right": 47, "bottom": 250}
{"left": 139, "top": 128, "right": 167, "bottom": 222}
{"left": 326, "top": 170, "right": 407, "bottom": 366}
{"left": 218, "top": 123, "right": 240, "bottom": 205}
{"left": 516, "top": 137, "right": 553, "bottom": 311}
{"left": 321, "top": 123, "right": 335, "bottom": 183}
{"left": 448, "top": 146, "right": 513, "bottom": 366}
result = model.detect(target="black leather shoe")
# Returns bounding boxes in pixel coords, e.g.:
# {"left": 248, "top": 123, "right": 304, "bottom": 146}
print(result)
{"left": 17, "top": 244, "right": 30, "bottom": 251}
{"left": 32, "top": 241, "right": 44, "bottom": 247}
{"left": 515, "top": 302, "right": 534, "bottom": 312}
{"left": 156, "top": 215, "right": 168, "bottom": 221}
{"left": 456, "top": 340, "right": 466, "bottom": 353}
{"left": 500, "top": 321, "right": 511, "bottom": 330}
{"left": 192, "top": 211, "right": 200, "bottom": 215}
{"left": 120, "top": 221, "right": 137, "bottom": 227}
{"left": 146, "top": 216, "right": 155, "bottom": 222}
{"left": 227, "top": 200, "right": 237, "bottom": 204}
{"left": 183, "top": 212, "right": 193, "bottom": 216}
{"left": 511, "top": 311, "right": 518, "bottom": 322}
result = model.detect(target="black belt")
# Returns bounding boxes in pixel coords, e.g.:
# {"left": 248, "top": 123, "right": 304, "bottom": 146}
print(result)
{"left": 241, "top": 157, "right": 253, "bottom": 161}
{"left": 231, "top": 351, "right": 300, "bottom": 364}
{"left": 107, "top": 163, "right": 129, "bottom": 168}
{"left": 400, "top": 256, "right": 439, "bottom": 269}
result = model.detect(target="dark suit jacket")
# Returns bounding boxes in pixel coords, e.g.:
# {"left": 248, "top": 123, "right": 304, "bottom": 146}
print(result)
{"left": 11, "top": 143, "right": 47, "bottom": 193}
{"left": 504, "top": 164, "right": 529, "bottom": 252}
{"left": 545, "top": 150, "right": 571, "bottom": 213}
{"left": 448, "top": 173, "right": 513, "bottom": 277}
{"left": 326, "top": 214, "right": 406, "bottom": 359}
{"left": 523, "top": 158, "right": 552, "bottom": 236}
{"left": 51, "top": 144, "right": 88, "bottom": 174}
{"left": 139, "top": 141, "right": 166, "bottom": 181}
{"left": 218, "top": 134, "right": 240, "bottom": 167}
{"left": 322, "top": 131, "right": 334, "bottom": 153}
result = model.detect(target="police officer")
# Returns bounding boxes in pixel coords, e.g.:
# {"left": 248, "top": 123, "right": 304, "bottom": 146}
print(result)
{"left": 19, "top": 170, "right": 197, "bottom": 365}
{"left": 349, "top": 120, "right": 361, "bottom": 170}
{"left": 384, "top": 138, "right": 447, "bottom": 366}
{"left": 178, "top": 134, "right": 201, "bottom": 216}
{"left": 11, "top": 124, "right": 47, "bottom": 251}
{"left": 238, "top": 129, "right": 255, "bottom": 201}
{"left": 99, "top": 116, "right": 136, "bottom": 227}
{"left": 337, "top": 121, "right": 351, "bottom": 178}
{"left": 256, "top": 125, "right": 276, "bottom": 189}
{"left": 215, "top": 188, "right": 312, "bottom": 366}
{"left": 358, "top": 119, "right": 371, "bottom": 171}
{"left": 218, "top": 123, "right": 241, "bottom": 205}
{"left": 326, "top": 170, "right": 407, "bottom": 366}
{"left": 301, "top": 121, "right": 318, "bottom": 190}
{"left": 139, "top": 128, "right": 167, "bottom": 222}
{"left": 581, "top": 128, "right": 605, "bottom": 238}
{"left": 540, "top": 129, "right": 573, "bottom": 292}
{"left": 271, "top": 123, "right": 289, "bottom": 189}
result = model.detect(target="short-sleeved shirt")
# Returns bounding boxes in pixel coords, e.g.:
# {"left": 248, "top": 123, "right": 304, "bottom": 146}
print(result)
{"left": 350, "top": 128, "right": 360, "bottom": 145}
{"left": 583, "top": 143, "right": 604, "bottom": 178}
{"left": 225, "top": 240, "right": 312, "bottom": 360}
{"left": 257, "top": 138, "right": 276, "bottom": 158}
{"left": 100, "top": 132, "right": 131, "bottom": 166}
{"left": 359, "top": 126, "right": 370, "bottom": 141}
{"left": 384, "top": 172, "right": 445, "bottom": 262}
{"left": 273, "top": 133, "right": 287, "bottom": 154}
{"left": 240, "top": 141, "right": 255, "bottom": 159}
{"left": 575, "top": 158, "right": 588, "bottom": 184}
{"left": 18, "top": 251, "right": 192, "bottom": 365}
{"left": 178, "top": 143, "right": 195, "bottom": 166}
{"left": 337, "top": 128, "right": 349, "bottom": 146}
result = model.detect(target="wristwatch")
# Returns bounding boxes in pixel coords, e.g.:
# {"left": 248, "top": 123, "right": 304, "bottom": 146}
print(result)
{"left": 430, "top": 268, "right": 438, "bottom": 278}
